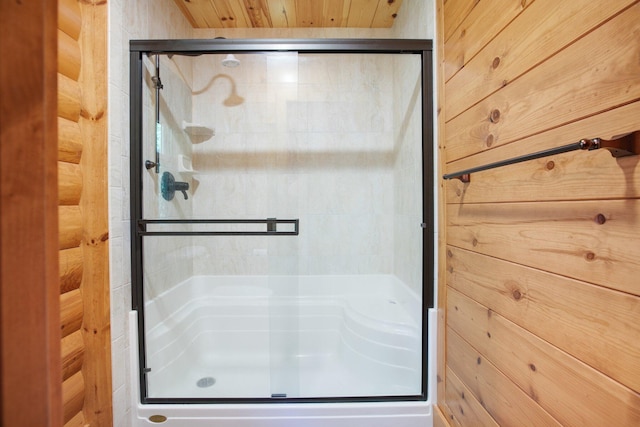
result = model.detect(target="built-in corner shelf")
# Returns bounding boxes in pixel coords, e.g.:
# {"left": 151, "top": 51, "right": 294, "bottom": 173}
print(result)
{"left": 178, "top": 154, "right": 197, "bottom": 174}
{"left": 182, "top": 120, "right": 214, "bottom": 138}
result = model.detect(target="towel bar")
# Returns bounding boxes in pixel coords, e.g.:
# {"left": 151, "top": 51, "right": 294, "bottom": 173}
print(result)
{"left": 443, "top": 131, "right": 640, "bottom": 182}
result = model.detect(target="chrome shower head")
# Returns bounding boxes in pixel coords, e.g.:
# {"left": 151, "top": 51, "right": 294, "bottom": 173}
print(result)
{"left": 221, "top": 54, "right": 240, "bottom": 68}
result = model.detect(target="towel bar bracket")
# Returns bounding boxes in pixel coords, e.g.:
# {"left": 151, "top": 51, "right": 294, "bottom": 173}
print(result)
{"left": 596, "top": 131, "right": 640, "bottom": 158}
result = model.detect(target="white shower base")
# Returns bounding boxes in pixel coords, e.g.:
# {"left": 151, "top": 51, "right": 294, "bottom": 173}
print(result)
{"left": 131, "top": 275, "right": 436, "bottom": 426}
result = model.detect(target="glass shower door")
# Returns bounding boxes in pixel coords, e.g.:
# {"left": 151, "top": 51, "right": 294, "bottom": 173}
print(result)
{"left": 131, "top": 40, "right": 431, "bottom": 403}
{"left": 139, "top": 52, "right": 304, "bottom": 400}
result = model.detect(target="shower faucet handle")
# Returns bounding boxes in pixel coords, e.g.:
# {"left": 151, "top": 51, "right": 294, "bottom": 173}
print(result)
{"left": 161, "top": 171, "right": 189, "bottom": 201}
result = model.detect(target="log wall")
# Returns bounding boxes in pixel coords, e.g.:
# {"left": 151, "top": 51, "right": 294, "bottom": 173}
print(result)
{"left": 58, "top": 0, "right": 111, "bottom": 425}
{"left": 437, "top": 1, "right": 640, "bottom": 425}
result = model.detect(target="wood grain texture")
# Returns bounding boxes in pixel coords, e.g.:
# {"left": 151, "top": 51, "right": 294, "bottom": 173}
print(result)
{"left": 443, "top": 0, "right": 531, "bottom": 82}
{"left": 59, "top": 0, "right": 81, "bottom": 40}
{"left": 435, "top": 0, "right": 450, "bottom": 408}
{"left": 446, "top": 367, "right": 499, "bottom": 427}
{"left": 211, "top": 0, "right": 249, "bottom": 28}
{"left": 58, "top": 161, "right": 82, "bottom": 206}
{"left": 370, "top": 0, "right": 400, "bottom": 28}
{"left": 447, "top": 246, "right": 640, "bottom": 392}
{"left": 434, "top": 404, "right": 455, "bottom": 427}
{"left": 174, "top": 0, "right": 402, "bottom": 28}
{"left": 448, "top": 288, "right": 640, "bottom": 426}
{"left": 323, "top": 0, "right": 347, "bottom": 27}
{"left": 0, "top": 1, "right": 62, "bottom": 426}
{"left": 63, "top": 411, "right": 85, "bottom": 427}
{"left": 442, "top": 0, "right": 477, "bottom": 42}
{"left": 58, "top": 0, "right": 83, "bottom": 425}
{"left": 447, "top": 199, "right": 640, "bottom": 296}
{"left": 447, "top": 327, "right": 562, "bottom": 427}
{"left": 440, "top": 0, "right": 640, "bottom": 424}
{"left": 60, "top": 289, "right": 83, "bottom": 339}
{"left": 266, "top": 0, "right": 297, "bottom": 27}
{"left": 58, "top": 116, "right": 83, "bottom": 163}
{"left": 346, "top": 0, "right": 377, "bottom": 28}
{"left": 59, "top": 205, "right": 83, "bottom": 250}
{"left": 243, "top": 0, "right": 273, "bottom": 27}
{"left": 296, "top": 0, "right": 324, "bottom": 27}
{"left": 62, "top": 371, "right": 84, "bottom": 425}
{"left": 444, "top": 0, "right": 636, "bottom": 121}
{"left": 445, "top": 101, "right": 640, "bottom": 203}
{"left": 172, "top": 0, "right": 209, "bottom": 27}
{"left": 78, "top": 1, "right": 113, "bottom": 424}
{"left": 445, "top": 3, "right": 640, "bottom": 162}
{"left": 61, "top": 329, "right": 84, "bottom": 381}
{"left": 59, "top": 247, "right": 83, "bottom": 294}
{"left": 58, "top": 73, "right": 82, "bottom": 122}
{"left": 58, "top": 29, "right": 81, "bottom": 81}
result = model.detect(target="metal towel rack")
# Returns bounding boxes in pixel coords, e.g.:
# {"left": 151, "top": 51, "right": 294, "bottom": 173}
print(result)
{"left": 443, "top": 131, "right": 640, "bottom": 182}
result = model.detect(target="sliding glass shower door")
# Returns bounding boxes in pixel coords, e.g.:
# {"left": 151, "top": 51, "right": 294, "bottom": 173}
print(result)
{"left": 130, "top": 39, "right": 433, "bottom": 403}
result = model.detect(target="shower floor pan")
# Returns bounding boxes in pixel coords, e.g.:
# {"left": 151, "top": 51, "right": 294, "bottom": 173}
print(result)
{"left": 143, "top": 274, "right": 423, "bottom": 399}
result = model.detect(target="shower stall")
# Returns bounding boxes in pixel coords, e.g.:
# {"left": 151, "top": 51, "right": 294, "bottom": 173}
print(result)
{"left": 129, "top": 38, "right": 434, "bottom": 425}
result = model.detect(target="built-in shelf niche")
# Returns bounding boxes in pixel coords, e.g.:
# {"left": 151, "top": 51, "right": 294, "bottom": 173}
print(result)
{"left": 178, "top": 154, "right": 197, "bottom": 174}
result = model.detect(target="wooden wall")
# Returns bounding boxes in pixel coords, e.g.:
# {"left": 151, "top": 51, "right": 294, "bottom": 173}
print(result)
{"left": 1, "top": 1, "right": 62, "bottom": 426}
{"left": 58, "top": 0, "right": 112, "bottom": 425}
{"left": 437, "top": 0, "right": 640, "bottom": 425}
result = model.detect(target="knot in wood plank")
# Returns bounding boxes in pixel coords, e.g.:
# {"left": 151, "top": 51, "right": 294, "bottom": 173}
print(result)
{"left": 489, "top": 109, "right": 501, "bottom": 123}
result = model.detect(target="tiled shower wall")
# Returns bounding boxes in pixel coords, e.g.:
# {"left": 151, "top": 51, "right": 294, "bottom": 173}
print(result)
{"left": 108, "top": 0, "right": 434, "bottom": 425}
{"left": 189, "top": 52, "right": 413, "bottom": 278}
{"left": 392, "top": 54, "right": 425, "bottom": 294}
{"left": 141, "top": 54, "right": 195, "bottom": 301}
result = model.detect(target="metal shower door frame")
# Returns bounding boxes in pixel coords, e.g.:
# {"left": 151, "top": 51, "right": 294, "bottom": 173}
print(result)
{"left": 129, "top": 38, "right": 434, "bottom": 405}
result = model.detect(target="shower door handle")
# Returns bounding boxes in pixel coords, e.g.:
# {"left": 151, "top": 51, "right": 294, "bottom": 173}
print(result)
{"left": 137, "top": 218, "right": 299, "bottom": 236}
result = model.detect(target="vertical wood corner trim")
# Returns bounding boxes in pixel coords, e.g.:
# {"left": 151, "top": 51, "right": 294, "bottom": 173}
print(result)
{"left": 78, "top": 0, "right": 112, "bottom": 425}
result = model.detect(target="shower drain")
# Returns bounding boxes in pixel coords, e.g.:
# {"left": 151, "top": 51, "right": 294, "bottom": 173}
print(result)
{"left": 197, "top": 376, "right": 216, "bottom": 388}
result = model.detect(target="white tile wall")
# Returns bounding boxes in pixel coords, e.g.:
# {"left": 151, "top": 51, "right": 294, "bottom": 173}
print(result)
{"left": 393, "top": 55, "right": 425, "bottom": 295}
{"left": 108, "top": 0, "right": 435, "bottom": 425}
{"left": 190, "top": 52, "right": 412, "bottom": 277}
{"left": 140, "top": 53, "right": 195, "bottom": 300}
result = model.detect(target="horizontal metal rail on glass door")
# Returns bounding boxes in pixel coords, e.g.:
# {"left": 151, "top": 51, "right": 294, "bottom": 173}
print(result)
{"left": 136, "top": 218, "right": 299, "bottom": 236}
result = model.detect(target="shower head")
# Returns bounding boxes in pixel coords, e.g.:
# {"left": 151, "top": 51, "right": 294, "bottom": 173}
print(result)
{"left": 223, "top": 91, "right": 244, "bottom": 107}
{"left": 221, "top": 54, "right": 240, "bottom": 68}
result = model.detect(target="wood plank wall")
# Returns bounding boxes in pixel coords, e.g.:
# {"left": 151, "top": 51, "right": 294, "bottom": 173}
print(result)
{"left": 58, "top": 0, "right": 112, "bottom": 425}
{"left": 437, "top": 0, "right": 640, "bottom": 425}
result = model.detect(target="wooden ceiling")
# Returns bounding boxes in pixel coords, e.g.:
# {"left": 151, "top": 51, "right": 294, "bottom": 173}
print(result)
{"left": 173, "top": 0, "right": 405, "bottom": 29}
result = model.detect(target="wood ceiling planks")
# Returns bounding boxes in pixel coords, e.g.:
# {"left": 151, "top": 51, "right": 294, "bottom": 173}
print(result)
{"left": 173, "top": 0, "right": 403, "bottom": 28}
